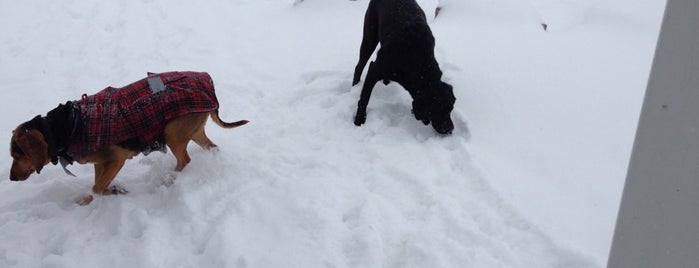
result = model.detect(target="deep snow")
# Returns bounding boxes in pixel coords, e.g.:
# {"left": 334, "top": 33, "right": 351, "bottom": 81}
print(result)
{"left": 0, "top": 0, "right": 663, "bottom": 267}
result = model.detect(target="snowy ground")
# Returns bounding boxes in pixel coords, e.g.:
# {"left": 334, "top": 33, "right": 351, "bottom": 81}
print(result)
{"left": 0, "top": 0, "right": 664, "bottom": 267}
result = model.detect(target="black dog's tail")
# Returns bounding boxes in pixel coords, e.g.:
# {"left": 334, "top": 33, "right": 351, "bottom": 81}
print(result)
{"left": 210, "top": 110, "right": 249, "bottom": 129}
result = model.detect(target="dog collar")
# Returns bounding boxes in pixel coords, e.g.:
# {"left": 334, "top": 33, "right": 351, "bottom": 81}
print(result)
{"left": 41, "top": 116, "right": 76, "bottom": 177}
{"left": 40, "top": 116, "right": 59, "bottom": 165}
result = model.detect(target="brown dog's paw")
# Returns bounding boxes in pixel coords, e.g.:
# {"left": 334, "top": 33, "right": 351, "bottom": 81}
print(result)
{"left": 78, "top": 195, "right": 94, "bottom": 206}
{"left": 109, "top": 185, "right": 129, "bottom": 195}
{"left": 161, "top": 173, "right": 176, "bottom": 187}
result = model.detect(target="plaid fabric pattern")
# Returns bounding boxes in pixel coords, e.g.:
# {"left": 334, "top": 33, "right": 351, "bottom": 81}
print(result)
{"left": 66, "top": 71, "right": 220, "bottom": 159}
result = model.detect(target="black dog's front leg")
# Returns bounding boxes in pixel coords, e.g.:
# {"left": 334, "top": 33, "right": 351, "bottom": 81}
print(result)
{"left": 355, "top": 61, "right": 381, "bottom": 126}
{"left": 353, "top": 1, "right": 380, "bottom": 86}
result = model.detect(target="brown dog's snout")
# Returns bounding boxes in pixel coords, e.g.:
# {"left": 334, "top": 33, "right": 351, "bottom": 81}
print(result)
{"left": 9, "top": 163, "right": 33, "bottom": 181}
{"left": 9, "top": 171, "right": 30, "bottom": 181}
{"left": 9, "top": 173, "right": 27, "bottom": 181}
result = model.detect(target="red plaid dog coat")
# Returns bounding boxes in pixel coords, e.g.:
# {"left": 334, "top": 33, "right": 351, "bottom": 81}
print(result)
{"left": 66, "top": 71, "right": 220, "bottom": 160}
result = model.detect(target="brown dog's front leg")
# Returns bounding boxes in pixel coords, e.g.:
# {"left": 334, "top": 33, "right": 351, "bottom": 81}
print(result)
{"left": 77, "top": 160, "right": 127, "bottom": 206}
{"left": 74, "top": 146, "right": 135, "bottom": 205}
{"left": 92, "top": 159, "right": 127, "bottom": 195}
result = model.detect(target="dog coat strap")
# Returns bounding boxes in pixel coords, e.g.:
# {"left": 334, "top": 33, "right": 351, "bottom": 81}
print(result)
{"left": 58, "top": 157, "right": 76, "bottom": 177}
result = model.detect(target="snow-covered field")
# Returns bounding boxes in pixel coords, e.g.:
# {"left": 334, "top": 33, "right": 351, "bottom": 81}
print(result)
{"left": 0, "top": 0, "right": 664, "bottom": 267}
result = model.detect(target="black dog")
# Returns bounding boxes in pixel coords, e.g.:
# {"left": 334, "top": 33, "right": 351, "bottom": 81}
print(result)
{"left": 352, "top": 0, "right": 455, "bottom": 134}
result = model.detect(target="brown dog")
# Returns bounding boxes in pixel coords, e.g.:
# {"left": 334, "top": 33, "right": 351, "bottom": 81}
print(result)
{"left": 9, "top": 71, "right": 248, "bottom": 205}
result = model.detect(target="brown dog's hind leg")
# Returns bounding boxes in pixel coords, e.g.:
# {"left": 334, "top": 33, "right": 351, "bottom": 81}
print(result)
{"left": 164, "top": 113, "right": 210, "bottom": 172}
{"left": 191, "top": 128, "right": 217, "bottom": 150}
{"left": 168, "top": 140, "right": 191, "bottom": 172}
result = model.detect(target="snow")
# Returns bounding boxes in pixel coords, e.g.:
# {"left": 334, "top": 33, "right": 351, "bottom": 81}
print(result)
{"left": 0, "top": 0, "right": 664, "bottom": 267}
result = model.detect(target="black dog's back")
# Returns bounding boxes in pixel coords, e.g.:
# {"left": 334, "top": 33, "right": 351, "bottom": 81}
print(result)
{"left": 374, "top": 0, "right": 429, "bottom": 43}
{"left": 353, "top": 0, "right": 435, "bottom": 86}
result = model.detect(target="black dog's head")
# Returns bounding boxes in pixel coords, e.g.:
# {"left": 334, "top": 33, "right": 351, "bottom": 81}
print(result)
{"left": 412, "top": 81, "right": 455, "bottom": 135}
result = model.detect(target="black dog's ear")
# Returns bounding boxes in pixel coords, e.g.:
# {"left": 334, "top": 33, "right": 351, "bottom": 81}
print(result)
{"left": 442, "top": 82, "right": 453, "bottom": 92}
{"left": 441, "top": 82, "right": 456, "bottom": 104}
{"left": 412, "top": 100, "right": 430, "bottom": 125}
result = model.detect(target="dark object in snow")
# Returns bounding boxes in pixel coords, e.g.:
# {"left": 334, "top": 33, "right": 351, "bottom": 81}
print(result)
{"left": 352, "top": 0, "right": 456, "bottom": 135}
{"left": 9, "top": 71, "right": 249, "bottom": 205}
{"left": 542, "top": 23, "right": 548, "bottom": 31}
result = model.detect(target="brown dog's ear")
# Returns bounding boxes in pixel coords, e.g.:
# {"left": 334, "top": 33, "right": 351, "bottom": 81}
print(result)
{"left": 16, "top": 130, "right": 49, "bottom": 174}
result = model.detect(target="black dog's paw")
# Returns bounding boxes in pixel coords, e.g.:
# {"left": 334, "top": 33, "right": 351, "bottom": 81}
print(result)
{"left": 354, "top": 111, "right": 367, "bottom": 126}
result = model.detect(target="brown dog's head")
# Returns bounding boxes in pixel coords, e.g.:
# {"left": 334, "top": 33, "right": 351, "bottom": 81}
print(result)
{"left": 10, "top": 124, "right": 50, "bottom": 181}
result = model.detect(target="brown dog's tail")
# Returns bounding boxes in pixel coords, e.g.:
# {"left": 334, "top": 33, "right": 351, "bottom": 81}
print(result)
{"left": 210, "top": 110, "right": 249, "bottom": 129}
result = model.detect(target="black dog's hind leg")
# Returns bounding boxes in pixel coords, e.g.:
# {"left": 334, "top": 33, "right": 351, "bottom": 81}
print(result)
{"left": 353, "top": 1, "right": 380, "bottom": 86}
{"left": 355, "top": 61, "right": 381, "bottom": 126}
